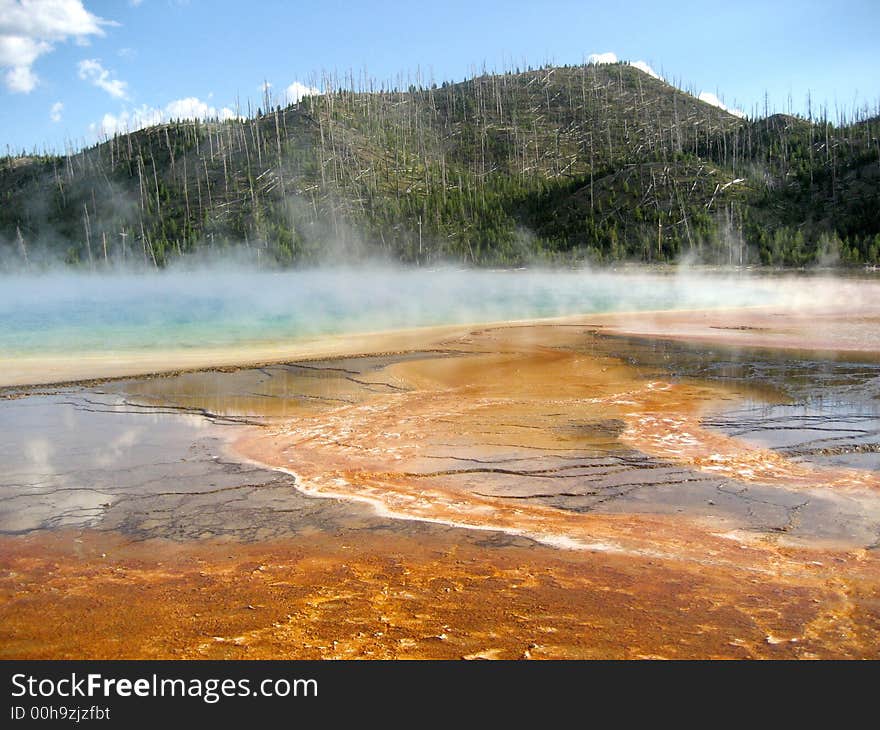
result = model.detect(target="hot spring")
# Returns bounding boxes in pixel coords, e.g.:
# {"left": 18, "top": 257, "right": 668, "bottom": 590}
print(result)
{"left": 0, "top": 267, "right": 779, "bottom": 361}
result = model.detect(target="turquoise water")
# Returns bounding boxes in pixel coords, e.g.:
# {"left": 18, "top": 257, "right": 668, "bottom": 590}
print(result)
{"left": 0, "top": 268, "right": 779, "bottom": 357}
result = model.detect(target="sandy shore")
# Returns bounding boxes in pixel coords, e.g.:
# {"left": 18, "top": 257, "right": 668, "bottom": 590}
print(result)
{"left": 0, "top": 323, "right": 478, "bottom": 389}
{"left": 592, "top": 309, "right": 880, "bottom": 357}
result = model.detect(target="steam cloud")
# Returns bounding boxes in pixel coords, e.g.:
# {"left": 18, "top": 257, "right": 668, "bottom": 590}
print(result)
{"left": 0, "top": 263, "right": 798, "bottom": 357}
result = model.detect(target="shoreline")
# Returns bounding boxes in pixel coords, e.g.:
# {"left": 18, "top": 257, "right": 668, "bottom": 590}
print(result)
{"left": 5, "top": 296, "right": 880, "bottom": 391}
{"left": 3, "top": 273, "right": 879, "bottom": 389}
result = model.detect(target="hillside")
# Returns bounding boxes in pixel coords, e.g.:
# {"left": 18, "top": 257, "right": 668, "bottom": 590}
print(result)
{"left": 1, "top": 62, "right": 879, "bottom": 268}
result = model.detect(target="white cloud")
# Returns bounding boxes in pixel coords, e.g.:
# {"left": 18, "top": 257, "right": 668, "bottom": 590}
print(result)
{"left": 588, "top": 53, "right": 662, "bottom": 81}
{"left": 698, "top": 91, "right": 745, "bottom": 118}
{"left": 91, "top": 105, "right": 160, "bottom": 136}
{"left": 285, "top": 80, "right": 318, "bottom": 104}
{"left": 0, "top": 0, "right": 107, "bottom": 39}
{"left": 587, "top": 52, "right": 618, "bottom": 65}
{"left": 90, "top": 97, "right": 239, "bottom": 137}
{"left": 255, "top": 79, "right": 318, "bottom": 108}
{"left": 50, "top": 99, "right": 62, "bottom": 122}
{"left": 0, "top": 35, "right": 47, "bottom": 91}
{"left": 165, "top": 96, "right": 235, "bottom": 121}
{"left": 630, "top": 60, "right": 661, "bottom": 80}
{"left": 0, "top": 34, "right": 50, "bottom": 67}
{"left": 78, "top": 58, "right": 127, "bottom": 99}
{"left": 5, "top": 63, "right": 37, "bottom": 91}
{"left": 0, "top": 0, "right": 111, "bottom": 93}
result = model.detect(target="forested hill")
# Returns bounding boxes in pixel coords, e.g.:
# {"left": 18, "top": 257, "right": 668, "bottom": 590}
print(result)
{"left": 2, "top": 62, "right": 879, "bottom": 269}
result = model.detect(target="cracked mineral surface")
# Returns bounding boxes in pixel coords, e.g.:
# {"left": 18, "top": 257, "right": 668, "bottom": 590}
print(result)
{"left": 2, "top": 309, "right": 880, "bottom": 659}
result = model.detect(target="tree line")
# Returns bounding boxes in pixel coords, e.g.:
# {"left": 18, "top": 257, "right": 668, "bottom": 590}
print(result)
{"left": 1, "top": 62, "right": 878, "bottom": 269}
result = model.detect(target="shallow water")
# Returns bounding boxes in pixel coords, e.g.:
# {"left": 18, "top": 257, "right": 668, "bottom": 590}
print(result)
{"left": 0, "top": 268, "right": 778, "bottom": 357}
{"left": 0, "top": 389, "right": 429, "bottom": 542}
{"left": 4, "top": 326, "right": 875, "bottom": 548}
{"left": 595, "top": 334, "right": 880, "bottom": 473}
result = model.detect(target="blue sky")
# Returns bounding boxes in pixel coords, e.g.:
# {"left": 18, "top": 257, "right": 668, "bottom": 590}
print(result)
{"left": 2, "top": 0, "right": 879, "bottom": 154}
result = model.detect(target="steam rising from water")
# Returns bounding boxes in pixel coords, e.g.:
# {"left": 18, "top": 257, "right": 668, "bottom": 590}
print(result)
{"left": 0, "top": 266, "right": 781, "bottom": 356}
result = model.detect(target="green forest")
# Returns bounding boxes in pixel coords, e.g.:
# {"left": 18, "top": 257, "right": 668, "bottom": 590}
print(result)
{"left": 2, "top": 62, "right": 879, "bottom": 268}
